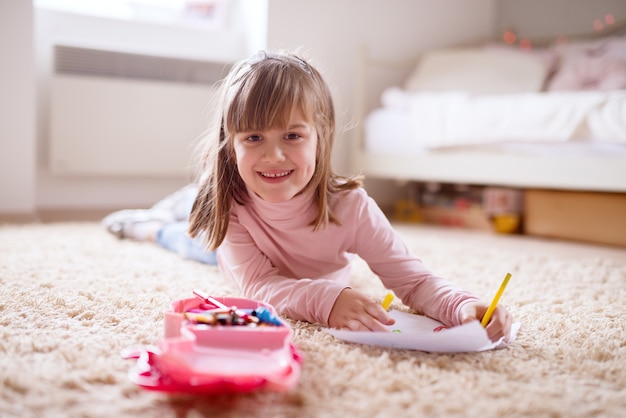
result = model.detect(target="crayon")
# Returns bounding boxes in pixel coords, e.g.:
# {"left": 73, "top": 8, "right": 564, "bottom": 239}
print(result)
{"left": 481, "top": 273, "right": 511, "bottom": 327}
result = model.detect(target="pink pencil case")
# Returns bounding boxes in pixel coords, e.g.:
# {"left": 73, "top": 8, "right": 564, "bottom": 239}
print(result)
{"left": 122, "top": 294, "right": 302, "bottom": 394}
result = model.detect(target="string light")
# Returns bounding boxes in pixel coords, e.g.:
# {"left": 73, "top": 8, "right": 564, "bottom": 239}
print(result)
{"left": 519, "top": 38, "right": 532, "bottom": 50}
{"left": 500, "top": 11, "right": 616, "bottom": 50}
{"left": 502, "top": 30, "right": 517, "bottom": 45}
{"left": 593, "top": 19, "right": 604, "bottom": 31}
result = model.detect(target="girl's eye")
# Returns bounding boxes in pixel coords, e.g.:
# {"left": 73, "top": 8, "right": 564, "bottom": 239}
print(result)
{"left": 247, "top": 135, "right": 262, "bottom": 142}
{"left": 285, "top": 133, "right": 302, "bottom": 140}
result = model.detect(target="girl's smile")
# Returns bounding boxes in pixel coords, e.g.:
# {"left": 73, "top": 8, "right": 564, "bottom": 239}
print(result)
{"left": 259, "top": 170, "right": 294, "bottom": 180}
{"left": 233, "top": 110, "right": 317, "bottom": 203}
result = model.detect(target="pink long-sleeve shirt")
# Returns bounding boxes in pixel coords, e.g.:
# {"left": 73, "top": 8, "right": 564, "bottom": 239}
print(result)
{"left": 218, "top": 186, "right": 480, "bottom": 327}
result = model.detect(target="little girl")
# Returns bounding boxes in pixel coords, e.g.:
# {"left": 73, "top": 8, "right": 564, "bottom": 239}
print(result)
{"left": 184, "top": 50, "right": 513, "bottom": 340}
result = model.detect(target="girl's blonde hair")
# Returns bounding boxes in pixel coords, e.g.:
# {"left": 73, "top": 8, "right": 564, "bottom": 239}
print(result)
{"left": 188, "top": 50, "right": 362, "bottom": 250}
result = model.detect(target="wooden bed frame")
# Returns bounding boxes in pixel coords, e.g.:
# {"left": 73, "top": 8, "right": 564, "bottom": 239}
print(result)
{"left": 351, "top": 24, "right": 626, "bottom": 193}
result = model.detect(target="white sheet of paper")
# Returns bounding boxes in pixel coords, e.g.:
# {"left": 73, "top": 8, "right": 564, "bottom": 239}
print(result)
{"left": 325, "top": 310, "right": 520, "bottom": 353}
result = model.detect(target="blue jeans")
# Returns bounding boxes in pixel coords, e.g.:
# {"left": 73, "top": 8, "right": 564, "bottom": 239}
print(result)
{"left": 155, "top": 221, "right": 217, "bottom": 265}
{"left": 152, "top": 184, "right": 217, "bottom": 265}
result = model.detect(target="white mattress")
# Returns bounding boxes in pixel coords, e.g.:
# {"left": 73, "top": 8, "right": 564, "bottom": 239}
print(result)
{"left": 364, "top": 106, "right": 626, "bottom": 158}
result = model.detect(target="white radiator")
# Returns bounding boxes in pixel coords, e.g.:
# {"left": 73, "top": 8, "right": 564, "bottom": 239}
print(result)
{"left": 49, "top": 45, "right": 228, "bottom": 176}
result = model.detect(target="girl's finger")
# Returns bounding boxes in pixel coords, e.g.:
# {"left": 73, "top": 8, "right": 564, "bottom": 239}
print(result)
{"left": 364, "top": 303, "right": 395, "bottom": 327}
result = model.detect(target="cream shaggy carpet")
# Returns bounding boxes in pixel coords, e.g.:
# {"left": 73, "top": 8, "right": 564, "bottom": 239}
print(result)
{"left": 1, "top": 221, "right": 625, "bottom": 418}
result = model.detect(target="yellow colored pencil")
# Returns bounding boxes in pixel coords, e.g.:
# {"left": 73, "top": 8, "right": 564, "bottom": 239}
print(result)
{"left": 481, "top": 273, "right": 511, "bottom": 327}
{"left": 381, "top": 292, "right": 394, "bottom": 311}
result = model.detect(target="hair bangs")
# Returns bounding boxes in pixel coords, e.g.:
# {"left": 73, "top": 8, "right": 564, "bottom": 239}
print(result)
{"left": 224, "top": 61, "right": 317, "bottom": 134}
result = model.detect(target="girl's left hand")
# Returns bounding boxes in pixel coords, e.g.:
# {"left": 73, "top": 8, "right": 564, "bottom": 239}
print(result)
{"left": 459, "top": 301, "right": 513, "bottom": 342}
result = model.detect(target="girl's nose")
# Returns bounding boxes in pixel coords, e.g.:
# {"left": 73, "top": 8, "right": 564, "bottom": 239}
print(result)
{"left": 262, "top": 141, "right": 286, "bottom": 162}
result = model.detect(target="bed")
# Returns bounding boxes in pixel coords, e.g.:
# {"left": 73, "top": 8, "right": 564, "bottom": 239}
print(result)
{"left": 352, "top": 32, "right": 626, "bottom": 193}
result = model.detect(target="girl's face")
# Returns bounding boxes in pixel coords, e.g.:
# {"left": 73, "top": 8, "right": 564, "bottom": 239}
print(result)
{"left": 232, "top": 109, "right": 317, "bottom": 203}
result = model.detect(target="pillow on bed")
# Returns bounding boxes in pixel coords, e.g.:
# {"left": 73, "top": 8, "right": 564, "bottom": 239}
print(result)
{"left": 547, "top": 36, "right": 626, "bottom": 91}
{"left": 548, "top": 56, "right": 626, "bottom": 91}
{"left": 404, "top": 48, "right": 548, "bottom": 94}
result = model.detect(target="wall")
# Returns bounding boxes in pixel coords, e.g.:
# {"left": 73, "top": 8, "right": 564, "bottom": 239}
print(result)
{"left": 1, "top": 0, "right": 622, "bottom": 218}
{"left": 0, "top": 2, "right": 37, "bottom": 216}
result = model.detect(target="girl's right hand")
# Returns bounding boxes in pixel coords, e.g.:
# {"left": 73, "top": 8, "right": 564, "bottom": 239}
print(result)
{"left": 328, "top": 288, "right": 395, "bottom": 331}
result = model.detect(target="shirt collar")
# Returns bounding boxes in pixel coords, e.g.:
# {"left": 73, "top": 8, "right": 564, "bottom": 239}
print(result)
{"left": 246, "top": 186, "right": 317, "bottom": 223}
